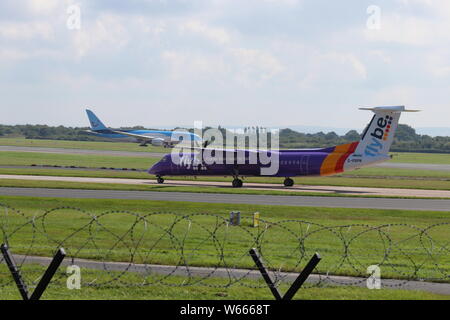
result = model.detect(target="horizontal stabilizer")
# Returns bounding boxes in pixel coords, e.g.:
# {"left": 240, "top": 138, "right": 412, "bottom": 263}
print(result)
{"left": 359, "top": 106, "right": 420, "bottom": 113}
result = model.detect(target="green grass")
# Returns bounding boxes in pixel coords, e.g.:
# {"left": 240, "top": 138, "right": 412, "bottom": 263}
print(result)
{"left": 0, "top": 265, "right": 447, "bottom": 300}
{"left": 2, "top": 138, "right": 450, "bottom": 165}
{"left": 0, "top": 137, "right": 166, "bottom": 153}
{"left": 1, "top": 196, "right": 449, "bottom": 283}
{"left": 0, "top": 168, "right": 150, "bottom": 179}
{"left": 0, "top": 151, "right": 158, "bottom": 169}
{"left": 390, "top": 152, "right": 450, "bottom": 165}
{"left": 344, "top": 167, "right": 450, "bottom": 179}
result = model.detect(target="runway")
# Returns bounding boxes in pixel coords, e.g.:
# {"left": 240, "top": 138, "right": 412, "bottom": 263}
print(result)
{"left": 2, "top": 174, "right": 450, "bottom": 198}
{"left": 2, "top": 186, "right": 450, "bottom": 211}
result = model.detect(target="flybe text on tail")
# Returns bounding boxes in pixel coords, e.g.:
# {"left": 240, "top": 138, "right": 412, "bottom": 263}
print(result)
{"left": 364, "top": 115, "right": 394, "bottom": 157}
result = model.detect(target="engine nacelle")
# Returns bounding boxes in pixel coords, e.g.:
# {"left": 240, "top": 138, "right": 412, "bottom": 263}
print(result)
{"left": 151, "top": 138, "right": 165, "bottom": 147}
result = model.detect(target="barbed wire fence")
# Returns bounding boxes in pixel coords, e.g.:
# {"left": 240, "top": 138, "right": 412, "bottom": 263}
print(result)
{"left": 0, "top": 203, "right": 449, "bottom": 298}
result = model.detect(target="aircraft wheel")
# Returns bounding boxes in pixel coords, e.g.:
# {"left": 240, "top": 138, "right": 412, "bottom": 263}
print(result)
{"left": 157, "top": 176, "right": 165, "bottom": 184}
{"left": 284, "top": 178, "right": 294, "bottom": 187}
{"left": 232, "top": 178, "right": 243, "bottom": 188}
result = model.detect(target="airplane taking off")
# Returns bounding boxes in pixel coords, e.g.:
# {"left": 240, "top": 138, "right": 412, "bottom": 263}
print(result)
{"left": 85, "top": 109, "right": 202, "bottom": 148}
{"left": 148, "top": 106, "right": 419, "bottom": 187}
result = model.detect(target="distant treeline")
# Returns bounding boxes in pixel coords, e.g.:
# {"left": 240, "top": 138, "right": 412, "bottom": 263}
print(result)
{"left": 279, "top": 125, "right": 450, "bottom": 153}
{"left": 1, "top": 123, "right": 450, "bottom": 153}
{"left": 0, "top": 125, "right": 149, "bottom": 142}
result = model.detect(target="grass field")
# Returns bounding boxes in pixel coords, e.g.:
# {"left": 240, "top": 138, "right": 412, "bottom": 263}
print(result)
{"left": 344, "top": 167, "right": 450, "bottom": 179}
{"left": 1, "top": 196, "right": 449, "bottom": 284}
{"left": 1, "top": 138, "right": 450, "bottom": 165}
{"left": 0, "top": 265, "right": 447, "bottom": 300}
{"left": 1, "top": 139, "right": 449, "bottom": 300}
{"left": 390, "top": 152, "right": 450, "bottom": 165}
{"left": 0, "top": 137, "right": 166, "bottom": 153}
{"left": 0, "top": 151, "right": 158, "bottom": 169}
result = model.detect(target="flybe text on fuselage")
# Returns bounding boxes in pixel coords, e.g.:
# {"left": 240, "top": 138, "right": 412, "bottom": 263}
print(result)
{"left": 365, "top": 115, "right": 393, "bottom": 157}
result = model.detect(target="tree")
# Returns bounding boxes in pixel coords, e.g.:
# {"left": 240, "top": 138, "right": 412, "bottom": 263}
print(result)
{"left": 344, "top": 130, "right": 361, "bottom": 141}
{"left": 396, "top": 124, "right": 418, "bottom": 141}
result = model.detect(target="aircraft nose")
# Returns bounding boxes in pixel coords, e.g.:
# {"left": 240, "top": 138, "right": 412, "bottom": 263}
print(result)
{"left": 148, "top": 162, "right": 160, "bottom": 174}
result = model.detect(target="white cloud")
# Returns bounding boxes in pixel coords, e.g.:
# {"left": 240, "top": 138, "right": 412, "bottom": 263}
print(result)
{"left": 296, "top": 52, "right": 367, "bottom": 89}
{"left": 0, "top": 48, "right": 29, "bottom": 61}
{"left": 71, "top": 14, "right": 129, "bottom": 57}
{"left": 363, "top": 9, "right": 450, "bottom": 46}
{"left": 229, "top": 48, "right": 284, "bottom": 84}
{"left": 1, "top": 0, "right": 450, "bottom": 128}
{"left": 425, "top": 52, "right": 450, "bottom": 77}
{"left": 373, "top": 85, "right": 417, "bottom": 105}
{"left": 0, "top": 21, "right": 54, "bottom": 40}
{"left": 26, "top": 0, "right": 60, "bottom": 15}
{"left": 180, "top": 20, "right": 231, "bottom": 45}
{"left": 396, "top": 0, "right": 450, "bottom": 16}
{"left": 161, "top": 47, "right": 283, "bottom": 86}
{"left": 161, "top": 50, "right": 225, "bottom": 79}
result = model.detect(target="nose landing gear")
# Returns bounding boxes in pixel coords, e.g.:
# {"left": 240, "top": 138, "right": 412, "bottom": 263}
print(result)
{"left": 284, "top": 178, "right": 294, "bottom": 187}
{"left": 156, "top": 176, "right": 165, "bottom": 184}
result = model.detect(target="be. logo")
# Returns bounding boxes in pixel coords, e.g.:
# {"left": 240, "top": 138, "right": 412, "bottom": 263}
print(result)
{"left": 365, "top": 115, "right": 393, "bottom": 157}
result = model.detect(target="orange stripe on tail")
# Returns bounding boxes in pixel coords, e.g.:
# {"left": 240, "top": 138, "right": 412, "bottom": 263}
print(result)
{"left": 335, "top": 142, "right": 359, "bottom": 174}
{"left": 320, "top": 142, "right": 359, "bottom": 176}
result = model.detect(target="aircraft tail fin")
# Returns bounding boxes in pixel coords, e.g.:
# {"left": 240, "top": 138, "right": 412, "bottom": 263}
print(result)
{"left": 319, "top": 106, "right": 419, "bottom": 176}
{"left": 86, "top": 109, "right": 107, "bottom": 131}
{"left": 355, "top": 106, "right": 419, "bottom": 157}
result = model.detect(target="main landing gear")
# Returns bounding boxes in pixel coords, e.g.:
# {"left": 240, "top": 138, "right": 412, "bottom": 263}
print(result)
{"left": 283, "top": 177, "right": 294, "bottom": 187}
{"left": 156, "top": 176, "right": 165, "bottom": 184}
{"left": 232, "top": 178, "right": 243, "bottom": 188}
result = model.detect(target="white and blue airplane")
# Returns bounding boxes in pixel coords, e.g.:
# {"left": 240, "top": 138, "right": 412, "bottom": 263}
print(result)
{"left": 85, "top": 109, "right": 202, "bottom": 148}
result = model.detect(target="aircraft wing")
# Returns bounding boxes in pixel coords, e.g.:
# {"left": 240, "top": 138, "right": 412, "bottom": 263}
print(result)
{"left": 177, "top": 146, "right": 271, "bottom": 155}
{"left": 111, "top": 130, "right": 157, "bottom": 142}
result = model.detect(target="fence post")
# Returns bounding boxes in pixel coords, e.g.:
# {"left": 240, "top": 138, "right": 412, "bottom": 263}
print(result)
{"left": 249, "top": 248, "right": 282, "bottom": 300}
{"left": 282, "top": 253, "right": 321, "bottom": 300}
{"left": 1, "top": 244, "right": 66, "bottom": 300}
{"left": 249, "top": 248, "right": 321, "bottom": 300}
{"left": 1, "top": 244, "right": 29, "bottom": 300}
{"left": 29, "top": 248, "right": 66, "bottom": 300}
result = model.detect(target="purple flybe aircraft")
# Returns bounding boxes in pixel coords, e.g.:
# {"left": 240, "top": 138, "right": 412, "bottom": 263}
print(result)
{"left": 148, "top": 106, "right": 418, "bottom": 187}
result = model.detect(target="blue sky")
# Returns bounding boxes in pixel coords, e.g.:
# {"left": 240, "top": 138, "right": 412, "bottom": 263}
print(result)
{"left": 0, "top": 0, "right": 449, "bottom": 131}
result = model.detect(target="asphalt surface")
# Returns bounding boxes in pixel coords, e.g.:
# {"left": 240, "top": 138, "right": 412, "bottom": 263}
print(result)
{"left": 1, "top": 187, "right": 450, "bottom": 211}
{"left": 3, "top": 174, "right": 450, "bottom": 198}
{"left": 9, "top": 254, "right": 450, "bottom": 295}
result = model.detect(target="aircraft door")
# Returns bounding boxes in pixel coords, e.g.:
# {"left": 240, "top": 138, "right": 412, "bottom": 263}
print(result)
{"left": 300, "top": 155, "right": 310, "bottom": 175}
